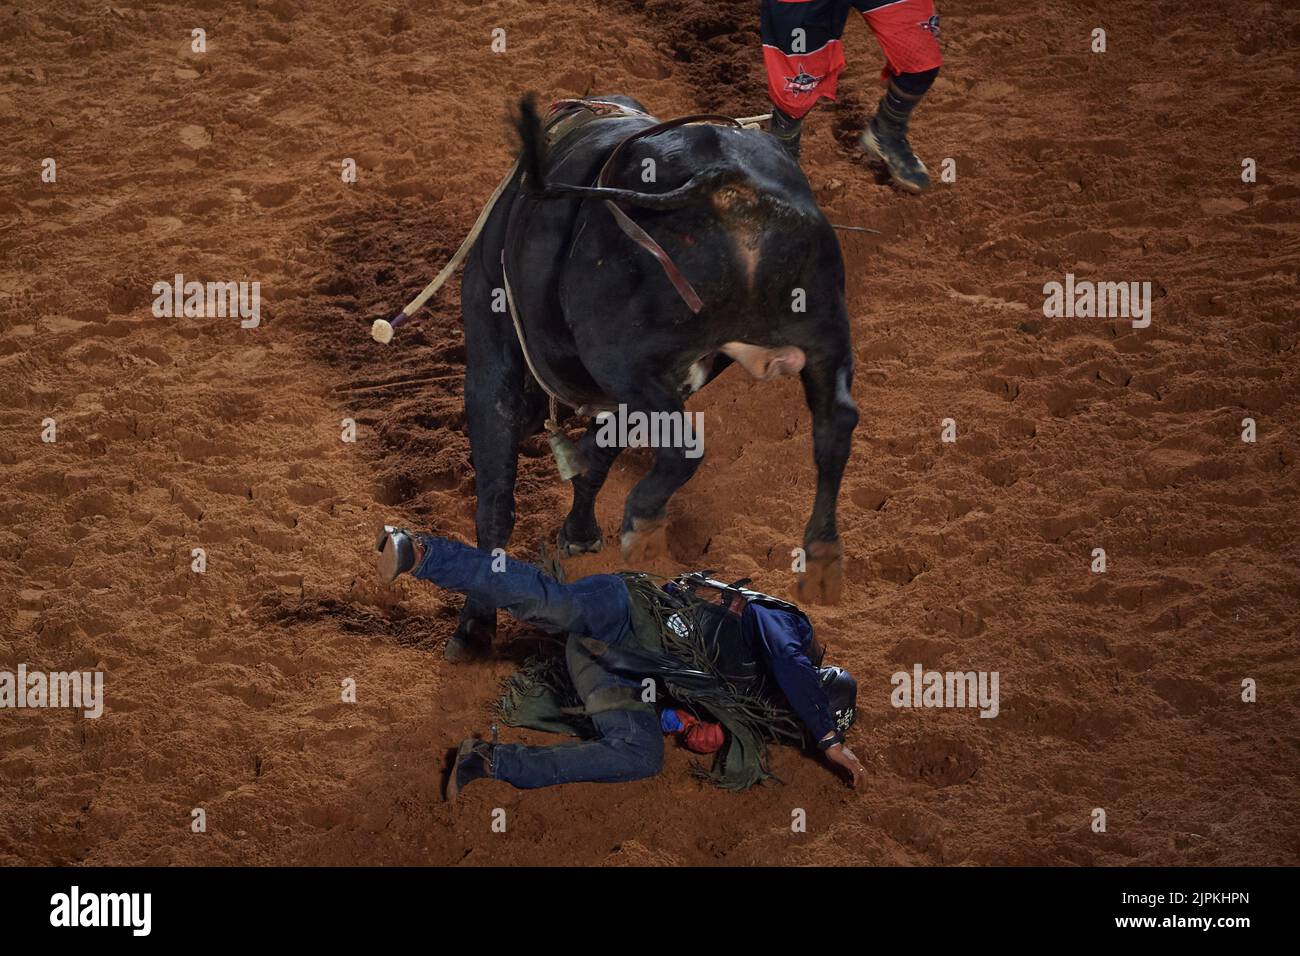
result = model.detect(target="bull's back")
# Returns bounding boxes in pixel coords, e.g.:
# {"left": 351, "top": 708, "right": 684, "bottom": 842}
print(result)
{"left": 588, "top": 122, "right": 842, "bottom": 343}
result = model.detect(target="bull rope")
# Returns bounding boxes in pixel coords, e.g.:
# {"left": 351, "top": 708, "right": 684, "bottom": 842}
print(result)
{"left": 369, "top": 157, "right": 521, "bottom": 345}
{"left": 499, "top": 257, "right": 594, "bottom": 481}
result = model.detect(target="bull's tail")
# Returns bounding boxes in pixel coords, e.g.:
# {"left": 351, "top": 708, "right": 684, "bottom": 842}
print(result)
{"left": 513, "top": 95, "right": 550, "bottom": 190}
{"left": 512, "top": 95, "right": 728, "bottom": 210}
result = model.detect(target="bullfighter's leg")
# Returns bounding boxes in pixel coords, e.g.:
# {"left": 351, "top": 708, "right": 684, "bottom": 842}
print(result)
{"left": 558, "top": 419, "right": 625, "bottom": 556}
{"left": 795, "top": 345, "right": 859, "bottom": 605}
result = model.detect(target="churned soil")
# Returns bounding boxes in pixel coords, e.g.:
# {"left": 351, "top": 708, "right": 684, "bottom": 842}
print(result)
{"left": 1, "top": 0, "right": 1297, "bottom": 865}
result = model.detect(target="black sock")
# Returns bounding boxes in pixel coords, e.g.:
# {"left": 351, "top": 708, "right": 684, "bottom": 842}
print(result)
{"left": 893, "top": 66, "right": 939, "bottom": 98}
{"left": 769, "top": 107, "right": 804, "bottom": 159}
{"left": 877, "top": 67, "right": 939, "bottom": 131}
{"left": 771, "top": 106, "right": 803, "bottom": 138}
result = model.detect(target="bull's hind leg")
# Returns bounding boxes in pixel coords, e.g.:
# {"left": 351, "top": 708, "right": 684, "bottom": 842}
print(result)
{"left": 451, "top": 254, "right": 545, "bottom": 661}
{"left": 617, "top": 387, "right": 705, "bottom": 563}
{"left": 558, "top": 421, "right": 624, "bottom": 556}
{"left": 451, "top": 374, "right": 545, "bottom": 661}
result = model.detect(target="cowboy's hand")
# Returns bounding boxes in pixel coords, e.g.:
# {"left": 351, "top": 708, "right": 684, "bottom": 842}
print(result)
{"left": 824, "top": 742, "right": 866, "bottom": 789}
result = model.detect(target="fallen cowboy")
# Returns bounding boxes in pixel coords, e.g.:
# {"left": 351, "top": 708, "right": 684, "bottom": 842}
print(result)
{"left": 370, "top": 94, "right": 859, "bottom": 663}
{"left": 375, "top": 527, "right": 865, "bottom": 797}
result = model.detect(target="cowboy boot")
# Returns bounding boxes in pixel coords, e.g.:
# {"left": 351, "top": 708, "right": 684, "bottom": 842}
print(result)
{"left": 445, "top": 737, "right": 496, "bottom": 803}
{"left": 769, "top": 106, "right": 804, "bottom": 163}
{"left": 375, "top": 525, "right": 423, "bottom": 583}
{"left": 859, "top": 83, "right": 931, "bottom": 193}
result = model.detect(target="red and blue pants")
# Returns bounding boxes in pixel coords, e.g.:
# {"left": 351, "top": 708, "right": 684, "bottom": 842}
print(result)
{"left": 762, "top": 0, "right": 944, "bottom": 119}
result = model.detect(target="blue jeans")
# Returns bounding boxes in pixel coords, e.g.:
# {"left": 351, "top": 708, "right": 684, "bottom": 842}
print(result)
{"left": 412, "top": 536, "right": 664, "bottom": 788}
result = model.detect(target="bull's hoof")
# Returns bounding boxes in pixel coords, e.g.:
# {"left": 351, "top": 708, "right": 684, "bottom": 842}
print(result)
{"left": 796, "top": 538, "right": 844, "bottom": 606}
{"left": 444, "top": 619, "right": 494, "bottom": 663}
{"left": 557, "top": 528, "right": 604, "bottom": 557}
{"left": 620, "top": 516, "right": 668, "bottom": 564}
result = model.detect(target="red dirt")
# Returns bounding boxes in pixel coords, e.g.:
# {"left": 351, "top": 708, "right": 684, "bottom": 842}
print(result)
{"left": 2, "top": 0, "right": 1298, "bottom": 866}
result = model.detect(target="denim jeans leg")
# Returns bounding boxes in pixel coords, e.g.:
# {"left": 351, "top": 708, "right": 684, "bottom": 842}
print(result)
{"left": 411, "top": 535, "right": 661, "bottom": 788}
{"left": 491, "top": 625, "right": 665, "bottom": 788}
{"left": 410, "top": 535, "right": 632, "bottom": 641}
{"left": 491, "top": 698, "right": 664, "bottom": 788}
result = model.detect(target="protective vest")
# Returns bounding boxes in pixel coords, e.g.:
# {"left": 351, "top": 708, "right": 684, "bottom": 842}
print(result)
{"left": 665, "top": 572, "right": 825, "bottom": 698}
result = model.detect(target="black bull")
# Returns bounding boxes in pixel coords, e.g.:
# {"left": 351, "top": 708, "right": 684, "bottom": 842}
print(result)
{"left": 446, "top": 95, "right": 858, "bottom": 661}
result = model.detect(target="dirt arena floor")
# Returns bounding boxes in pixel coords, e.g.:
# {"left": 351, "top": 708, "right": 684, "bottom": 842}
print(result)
{"left": 2, "top": 0, "right": 1298, "bottom": 866}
